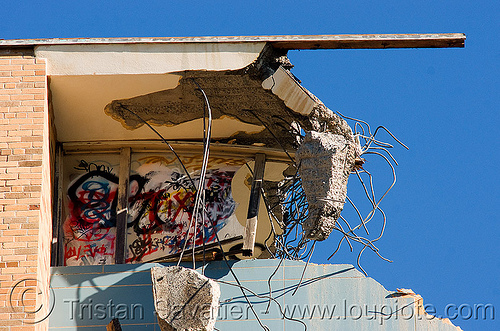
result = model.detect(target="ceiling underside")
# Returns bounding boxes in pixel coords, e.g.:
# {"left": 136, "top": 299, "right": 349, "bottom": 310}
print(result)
{"left": 43, "top": 42, "right": 350, "bottom": 150}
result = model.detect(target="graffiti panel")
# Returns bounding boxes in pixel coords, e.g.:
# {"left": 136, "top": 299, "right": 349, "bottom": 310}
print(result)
{"left": 63, "top": 156, "right": 120, "bottom": 266}
{"left": 125, "top": 154, "right": 245, "bottom": 263}
{"left": 62, "top": 153, "right": 246, "bottom": 265}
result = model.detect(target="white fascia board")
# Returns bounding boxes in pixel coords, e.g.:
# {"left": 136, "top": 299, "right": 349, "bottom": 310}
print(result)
{"left": 262, "top": 66, "right": 317, "bottom": 116}
{"left": 35, "top": 42, "right": 266, "bottom": 75}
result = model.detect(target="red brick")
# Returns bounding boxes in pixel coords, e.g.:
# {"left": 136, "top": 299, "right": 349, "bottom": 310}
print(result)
{"left": 0, "top": 77, "right": 21, "bottom": 83}
{"left": 21, "top": 76, "right": 44, "bottom": 82}
{"left": 10, "top": 59, "right": 35, "bottom": 65}
{"left": 12, "top": 70, "right": 35, "bottom": 76}
{"left": 10, "top": 94, "right": 34, "bottom": 100}
{"left": 16, "top": 82, "right": 34, "bottom": 89}
{"left": 0, "top": 89, "right": 21, "bottom": 95}
{"left": 20, "top": 100, "right": 44, "bottom": 106}
{"left": 23, "top": 64, "right": 45, "bottom": 70}
{"left": 0, "top": 55, "right": 47, "bottom": 327}
{"left": 0, "top": 101, "right": 21, "bottom": 107}
{"left": 0, "top": 65, "right": 22, "bottom": 71}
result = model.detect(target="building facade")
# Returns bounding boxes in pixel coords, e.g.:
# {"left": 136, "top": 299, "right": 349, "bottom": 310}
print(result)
{"left": 0, "top": 35, "right": 465, "bottom": 330}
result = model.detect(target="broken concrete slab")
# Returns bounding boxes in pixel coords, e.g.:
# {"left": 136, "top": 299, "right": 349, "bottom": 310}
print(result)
{"left": 103, "top": 47, "right": 363, "bottom": 244}
{"left": 151, "top": 266, "right": 220, "bottom": 331}
{"left": 104, "top": 46, "right": 357, "bottom": 151}
{"left": 296, "top": 130, "right": 358, "bottom": 240}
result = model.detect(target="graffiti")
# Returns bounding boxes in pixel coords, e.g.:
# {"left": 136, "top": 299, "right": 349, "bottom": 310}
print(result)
{"left": 126, "top": 166, "right": 237, "bottom": 263}
{"left": 63, "top": 156, "right": 241, "bottom": 265}
{"left": 65, "top": 171, "right": 118, "bottom": 240}
{"left": 64, "top": 242, "right": 114, "bottom": 263}
{"left": 74, "top": 159, "right": 114, "bottom": 174}
{"left": 138, "top": 155, "right": 245, "bottom": 171}
{"left": 64, "top": 167, "right": 119, "bottom": 266}
{"left": 126, "top": 233, "right": 173, "bottom": 262}
{"left": 129, "top": 190, "right": 194, "bottom": 235}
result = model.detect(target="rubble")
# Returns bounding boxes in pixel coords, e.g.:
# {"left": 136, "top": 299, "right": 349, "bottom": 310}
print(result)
{"left": 104, "top": 50, "right": 363, "bottom": 242}
{"left": 151, "top": 266, "right": 220, "bottom": 331}
{"left": 296, "top": 131, "right": 358, "bottom": 240}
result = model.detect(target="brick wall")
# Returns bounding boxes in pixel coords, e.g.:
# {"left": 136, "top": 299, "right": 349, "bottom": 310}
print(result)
{"left": 0, "top": 50, "right": 51, "bottom": 330}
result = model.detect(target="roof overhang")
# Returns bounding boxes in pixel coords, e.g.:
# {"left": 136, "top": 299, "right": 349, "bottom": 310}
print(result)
{"left": 0, "top": 33, "right": 466, "bottom": 49}
{"left": 5, "top": 34, "right": 463, "bottom": 146}
{"left": 34, "top": 39, "right": 327, "bottom": 146}
{"left": 40, "top": 42, "right": 272, "bottom": 144}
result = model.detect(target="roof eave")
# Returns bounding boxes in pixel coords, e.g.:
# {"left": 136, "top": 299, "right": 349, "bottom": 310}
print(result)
{"left": 0, "top": 33, "right": 466, "bottom": 50}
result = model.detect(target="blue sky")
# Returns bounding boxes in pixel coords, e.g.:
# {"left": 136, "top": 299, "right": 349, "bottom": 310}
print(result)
{"left": 2, "top": 1, "right": 498, "bottom": 330}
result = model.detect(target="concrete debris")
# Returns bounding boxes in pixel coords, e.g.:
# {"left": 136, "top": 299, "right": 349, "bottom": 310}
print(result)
{"left": 308, "top": 104, "right": 354, "bottom": 141}
{"left": 397, "top": 288, "right": 416, "bottom": 295}
{"left": 104, "top": 69, "right": 310, "bottom": 151}
{"left": 151, "top": 266, "right": 220, "bottom": 331}
{"left": 394, "top": 288, "right": 464, "bottom": 331}
{"left": 296, "top": 131, "right": 358, "bottom": 240}
{"left": 104, "top": 53, "right": 356, "bottom": 152}
{"left": 106, "top": 318, "right": 122, "bottom": 331}
{"left": 104, "top": 50, "right": 364, "bottom": 243}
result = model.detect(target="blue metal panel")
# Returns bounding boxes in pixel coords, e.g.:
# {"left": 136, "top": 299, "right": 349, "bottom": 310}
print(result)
{"left": 49, "top": 260, "right": 460, "bottom": 330}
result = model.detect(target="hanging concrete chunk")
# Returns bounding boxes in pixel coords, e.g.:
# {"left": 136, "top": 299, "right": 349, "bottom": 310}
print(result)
{"left": 296, "top": 131, "right": 358, "bottom": 241}
{"left": 151, "top": 266, "right": 220, "bottom": 331}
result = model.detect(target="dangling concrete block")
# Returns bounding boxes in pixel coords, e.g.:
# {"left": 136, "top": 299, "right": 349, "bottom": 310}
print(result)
{"left": 296, "top": 131, "right": 357, "bottom": 241}
{"left": 151, "top": 266, "right": 220, "bottom": 331}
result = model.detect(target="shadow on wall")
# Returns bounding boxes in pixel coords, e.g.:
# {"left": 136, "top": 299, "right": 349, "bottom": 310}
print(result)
{"left": 48, "top": 260, "right": 443, "bottom": 331}
{"left": 48, "top": 261, "right": 235, "bottom": 331}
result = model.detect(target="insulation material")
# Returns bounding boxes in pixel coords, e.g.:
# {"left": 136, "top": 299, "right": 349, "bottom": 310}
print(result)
{"left": 151, "top": 266, "right": 220, "bottom": 331}
{"left": 296, "top": 131, "right": 358, "bottom": 240}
